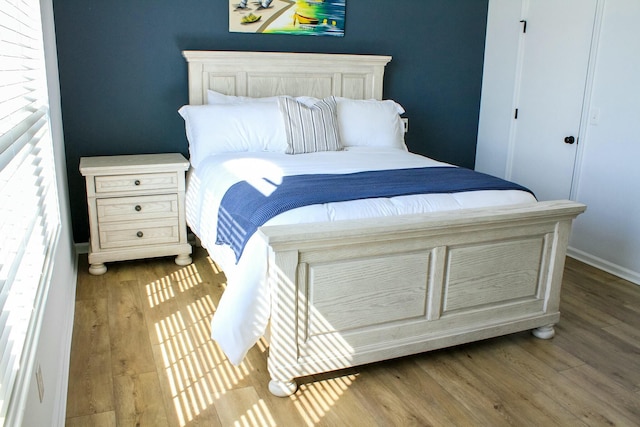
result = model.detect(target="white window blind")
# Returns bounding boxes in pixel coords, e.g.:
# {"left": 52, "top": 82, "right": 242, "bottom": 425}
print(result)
{"left": 0, "top": 0, "right": 61, "bottom": 423}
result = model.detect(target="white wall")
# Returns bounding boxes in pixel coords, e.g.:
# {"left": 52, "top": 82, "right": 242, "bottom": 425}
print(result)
{"left": 568, "top": 0, "right": 640, "bottom": 283}
{"left": 18, "top": 0, "right": 78, "bottom": 425}
{"left": 477, "top": 0, "right": 640, "bottom": 285}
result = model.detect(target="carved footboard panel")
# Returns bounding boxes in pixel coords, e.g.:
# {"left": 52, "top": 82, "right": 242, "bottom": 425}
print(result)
{"left": 258, "top": 200, "right": 585, "bottom": 396}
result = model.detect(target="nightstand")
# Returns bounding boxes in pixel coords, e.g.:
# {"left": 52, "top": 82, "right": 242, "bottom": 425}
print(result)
{"left": 79, "top": 153, "right": 192, "bottom": 275}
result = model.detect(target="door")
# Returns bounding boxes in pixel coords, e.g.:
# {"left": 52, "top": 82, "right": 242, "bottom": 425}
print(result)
{"left": 507, "top": 0, "right": 597, "bottom": 201}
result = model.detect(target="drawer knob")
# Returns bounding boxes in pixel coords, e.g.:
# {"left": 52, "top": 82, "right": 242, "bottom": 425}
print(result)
{"left": 136, "top": 231, "right": 144, "bottom": 238}
{"left": 135, "top": 205, "right": 142, "bottom": 212}
{"left": 134, "top": 179, "right": 141, "bottom": 186}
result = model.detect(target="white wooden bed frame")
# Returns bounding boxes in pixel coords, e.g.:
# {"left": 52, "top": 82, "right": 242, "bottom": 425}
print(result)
{"left": 183, "top": 50, "right": 586, "bottom": 397}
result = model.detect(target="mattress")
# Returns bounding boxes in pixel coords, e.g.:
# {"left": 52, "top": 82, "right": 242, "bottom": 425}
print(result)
{"left": 185, "top": 147, "right": 536, "bottom": 364}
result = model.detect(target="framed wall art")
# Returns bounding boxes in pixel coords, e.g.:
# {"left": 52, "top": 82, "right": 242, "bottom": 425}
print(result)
{"left": 229, "top": 0, "right": 345, "bottom": 37}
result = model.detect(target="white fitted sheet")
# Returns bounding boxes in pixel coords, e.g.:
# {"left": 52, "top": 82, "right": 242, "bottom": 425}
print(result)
{"left": 185, "top": 147, "right": 536, "bottom": 364}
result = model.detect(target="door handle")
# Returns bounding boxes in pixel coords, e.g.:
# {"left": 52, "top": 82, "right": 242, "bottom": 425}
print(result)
{"left": 564, "top": 136, "right": 576, "bottom": 144}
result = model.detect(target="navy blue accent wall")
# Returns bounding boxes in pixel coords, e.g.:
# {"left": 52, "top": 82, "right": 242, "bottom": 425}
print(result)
{"left": 53, "top": 0, "right": 489, "bottom": 243}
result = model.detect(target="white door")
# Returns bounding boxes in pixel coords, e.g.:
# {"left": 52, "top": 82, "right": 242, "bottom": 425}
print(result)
{"left": 507, "top": 0, "right": 597, "bottom": 201}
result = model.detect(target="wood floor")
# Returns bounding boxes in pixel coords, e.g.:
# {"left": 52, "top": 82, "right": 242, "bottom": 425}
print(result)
{"left": 65, "top": 247, "right": 640, "bottom": 426}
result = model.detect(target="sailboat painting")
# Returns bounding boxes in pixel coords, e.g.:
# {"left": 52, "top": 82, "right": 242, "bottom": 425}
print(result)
{"left": 229, "top": 0, "right": 346, "bottom": 37}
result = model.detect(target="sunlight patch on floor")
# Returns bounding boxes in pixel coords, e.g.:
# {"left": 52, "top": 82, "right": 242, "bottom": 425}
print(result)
{"left": 292, "top": 374, "right": 358, "bottom": 426}
{"left": 145, "top": 261, "right": 258, "bottom": 426}
{"left": 145, "top": 256, "right": 359, "bottom": 426}
{"left": 145, "top": 275, "right": 176, "bottom": 308}
{"left": 234, "top": 399, "right": 276, "bottom": 427}
{"left": 173, "top": 263, "right": 204, "bottom": 292}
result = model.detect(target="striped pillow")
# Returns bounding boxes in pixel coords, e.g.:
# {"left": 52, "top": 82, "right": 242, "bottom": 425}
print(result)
{"left": 278, "top": 96, "right": 342, "bottom": 154}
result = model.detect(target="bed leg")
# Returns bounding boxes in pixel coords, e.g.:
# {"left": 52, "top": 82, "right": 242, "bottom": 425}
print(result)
{"left": 532, "top": 324, "right": 555, "bottom": 339}
{"left": 268, "top": 378, "right": 297, "bottom": 397}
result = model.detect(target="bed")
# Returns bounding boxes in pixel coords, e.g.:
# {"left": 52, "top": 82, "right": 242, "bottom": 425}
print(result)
{"left": 180, "top": 50, "right": 586, "bottom": 396}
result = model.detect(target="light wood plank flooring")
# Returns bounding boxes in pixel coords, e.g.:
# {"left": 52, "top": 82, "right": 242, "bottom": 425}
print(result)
{"left": 66, "top": 247, "right": 640, "bottom": 426}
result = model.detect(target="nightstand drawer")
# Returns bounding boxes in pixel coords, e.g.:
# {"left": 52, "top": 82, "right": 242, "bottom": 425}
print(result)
{"left": 97, "top": 194, "right": 178, "bottom": 222}
{"left": 94, "top": 172, "right": 179, "bottom": 194}
{"left": 98, "top": 219, "right": 180, "bottom": 249}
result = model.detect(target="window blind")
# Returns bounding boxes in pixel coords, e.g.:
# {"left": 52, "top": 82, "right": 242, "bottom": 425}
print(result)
{"left": 0, "top": 0, "right": 61, "bottom": 423}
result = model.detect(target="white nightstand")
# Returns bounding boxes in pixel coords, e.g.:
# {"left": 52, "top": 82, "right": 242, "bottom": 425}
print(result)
{"left": 79, "top": 153, "right": 192, "bottom": 275}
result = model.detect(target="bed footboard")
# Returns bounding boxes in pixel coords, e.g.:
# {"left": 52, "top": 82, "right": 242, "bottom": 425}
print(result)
{"left": 259, "top": 200, "right": 585, "bottom": 396}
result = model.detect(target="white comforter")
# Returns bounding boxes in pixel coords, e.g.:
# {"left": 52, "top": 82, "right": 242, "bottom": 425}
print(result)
{"left": 185, "top": 147, "right": 536, "bottom": 364}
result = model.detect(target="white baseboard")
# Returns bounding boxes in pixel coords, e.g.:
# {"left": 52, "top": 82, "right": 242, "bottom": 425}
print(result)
{"left": 52, "top": 250, "right": 79, "bottom": 426}
{"left": 567, "top": 246, "right": 640, "bottom": 286}
{"left": 75, "top": 241, "right": 89, "bottom": 255}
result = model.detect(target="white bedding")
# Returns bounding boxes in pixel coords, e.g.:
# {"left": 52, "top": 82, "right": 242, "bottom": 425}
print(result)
{"left": 185, "top": 147, "right": 536, "bottom": 364}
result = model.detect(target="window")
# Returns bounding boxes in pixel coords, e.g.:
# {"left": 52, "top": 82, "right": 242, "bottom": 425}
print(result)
{"left": 0, "top": 0, "right": 61, "bottom": 423}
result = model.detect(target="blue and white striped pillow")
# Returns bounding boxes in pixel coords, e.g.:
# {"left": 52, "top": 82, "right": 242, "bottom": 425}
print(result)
{"left": 278, "top": 96, "right": 342, "bottom": 154}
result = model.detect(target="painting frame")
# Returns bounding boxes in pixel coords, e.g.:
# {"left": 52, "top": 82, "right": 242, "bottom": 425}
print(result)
{"left": 229, "top": 0, "right": 346, "bottom": 37}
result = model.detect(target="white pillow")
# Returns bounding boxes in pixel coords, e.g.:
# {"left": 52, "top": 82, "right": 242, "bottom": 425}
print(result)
{"left": 336, "top": 98, "right": 407, "bottom": 150}
{"left": 278, "top": 96, "right": 342, "bottom": 154}
{"left": 178, "top": 103, "right": 287, "bottom": 168}
{"left": 200, "top": 91, "right": 407, "bottom": 153}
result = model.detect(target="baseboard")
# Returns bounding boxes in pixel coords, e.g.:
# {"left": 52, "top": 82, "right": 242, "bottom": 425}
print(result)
{"left": 75, "top": 241, "right": 89, "bottom": 255}
{"left": 567, "top": 246, "right": 640, "bottom": 286}
{"left": 52, "top": 249, "right": 79, "bottom": 426}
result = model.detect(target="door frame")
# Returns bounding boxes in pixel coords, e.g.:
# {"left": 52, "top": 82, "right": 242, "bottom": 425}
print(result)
{"left": 569, "top": 0, "right": 605, "bottom": 200}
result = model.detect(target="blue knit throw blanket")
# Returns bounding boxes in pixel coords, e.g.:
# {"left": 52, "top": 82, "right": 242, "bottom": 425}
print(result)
{"left": 216, "top": 166, "right": 533, "bottom": 261}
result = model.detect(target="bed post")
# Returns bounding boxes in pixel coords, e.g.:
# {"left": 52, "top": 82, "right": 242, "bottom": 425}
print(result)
{"left": 266, "top": 248, "right": 301, "bottom": 397}
{"left": 531, "top": 213, "right": 575, "bottom": 340}
{"left": 532, "top": 325, "right": 556, "bottom": 339}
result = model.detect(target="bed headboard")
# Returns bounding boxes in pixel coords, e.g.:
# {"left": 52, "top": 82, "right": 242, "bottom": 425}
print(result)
{"left": 182, "top": 51, "right": 392, "bottom": 105}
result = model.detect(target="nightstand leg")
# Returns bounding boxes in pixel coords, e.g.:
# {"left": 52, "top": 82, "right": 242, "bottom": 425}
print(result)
{"left": 89, "top": 263, "right": 107, "bottom": 275}
{"left": 175, "top": 253, "right": 193, "bottom": 266}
